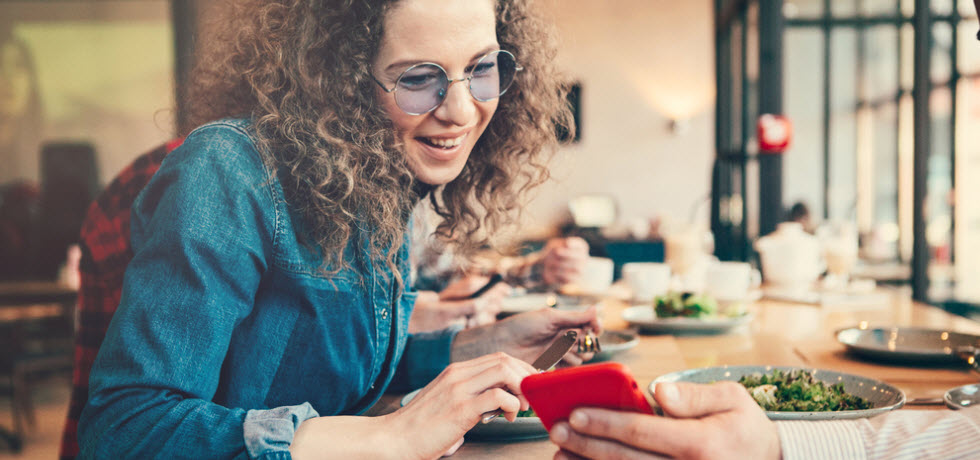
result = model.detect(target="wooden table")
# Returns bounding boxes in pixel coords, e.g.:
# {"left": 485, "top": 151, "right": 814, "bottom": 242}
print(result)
{"left": 379, "top": 287, "right": 980, "bottom": 459}
{"left": 0, "top": 281, "right": 78, "bottom": 307}
{"left": 0, "top": 281, "right": 77, "bottom": 452}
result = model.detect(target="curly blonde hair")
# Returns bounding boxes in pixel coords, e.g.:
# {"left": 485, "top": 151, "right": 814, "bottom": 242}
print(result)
{"left": 182, "top": 0, "right": 573, "bottom": 283}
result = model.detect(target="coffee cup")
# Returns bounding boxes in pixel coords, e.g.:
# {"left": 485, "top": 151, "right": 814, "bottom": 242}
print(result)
{"left": 705, "top": 261, "right": 761, "bottom": 302}
{"left": 579, "top": 257, "right": 614, "bottom": 295}
{"left": 622, "top": 262, "right": 671, "bottom": 302}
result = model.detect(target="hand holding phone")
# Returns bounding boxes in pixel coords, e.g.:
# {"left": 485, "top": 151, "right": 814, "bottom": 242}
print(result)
{"left": 521, "top": 362, "right": 653, "bottom": 431}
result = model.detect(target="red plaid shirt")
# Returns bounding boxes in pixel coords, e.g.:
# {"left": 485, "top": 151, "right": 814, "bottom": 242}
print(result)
{"left": 59, "top": 139, "right": 182, "bottom": 460}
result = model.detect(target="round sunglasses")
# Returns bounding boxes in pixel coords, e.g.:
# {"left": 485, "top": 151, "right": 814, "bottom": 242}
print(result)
{"left": 372, "top": 49, "right": 523, "bottom": 115}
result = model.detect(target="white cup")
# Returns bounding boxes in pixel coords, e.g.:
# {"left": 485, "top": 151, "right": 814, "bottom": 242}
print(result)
{"left": 705, "top": 262, "right": 761, "bottom": 302}
{"left": 579, "top": 257, "right": 614, "bottom": 295}
{"left": 622, "top": 262, "right": 671, "bottom": 302}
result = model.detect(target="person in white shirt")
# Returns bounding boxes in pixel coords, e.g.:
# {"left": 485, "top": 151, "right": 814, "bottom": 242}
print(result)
{"left": 548, "top": 380, "right": 980, "bottom": 459}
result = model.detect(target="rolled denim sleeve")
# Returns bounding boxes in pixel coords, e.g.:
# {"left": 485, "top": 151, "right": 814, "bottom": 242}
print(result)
{"left": 78, "top": 126, "right": 297, "bottom": 458}
{"left": 389, "top": 327, "right": 460, "bottom": 392}
{"left": 244, "top": 403, "right": 319, "bottom": 458}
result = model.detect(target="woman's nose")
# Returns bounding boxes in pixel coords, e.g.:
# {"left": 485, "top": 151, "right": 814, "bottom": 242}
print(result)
{"left": 433, "top": 80, "right": 476, "bottom": 126}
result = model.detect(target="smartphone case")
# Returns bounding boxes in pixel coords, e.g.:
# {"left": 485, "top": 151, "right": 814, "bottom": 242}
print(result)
{"left": 521, "top": 362, "right": 653, "bottom": 431}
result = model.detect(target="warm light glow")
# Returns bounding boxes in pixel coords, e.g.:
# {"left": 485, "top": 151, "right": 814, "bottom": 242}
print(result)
{"left": 624, "top": 68, "right": 715, "bottom": 121}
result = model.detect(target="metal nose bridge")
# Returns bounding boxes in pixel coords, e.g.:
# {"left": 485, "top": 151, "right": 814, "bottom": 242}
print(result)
{"left": 438, "top": 75, "right": 472, "bottom": 98}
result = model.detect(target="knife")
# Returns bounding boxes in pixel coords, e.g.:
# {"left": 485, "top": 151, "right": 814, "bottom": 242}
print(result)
{"left": 481, "top": 330, "right": 579, "bottom": 423}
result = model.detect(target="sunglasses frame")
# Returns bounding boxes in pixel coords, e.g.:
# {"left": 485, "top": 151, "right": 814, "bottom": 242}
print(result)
{"left": 372, "top": 49, "right": 523, "bottom": 115}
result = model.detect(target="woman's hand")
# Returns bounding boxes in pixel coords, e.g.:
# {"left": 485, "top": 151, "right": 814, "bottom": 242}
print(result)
{"left": 386, "top": 352, "right": 537, "bottom": 459}
{"left": 549, "top": 381, "right": 781, "bottom": 460}
{"left": 494, "top": 306, "right": 601, "bottom": 366}
{"left": 451, "top": 306, "right": 601, "bottom": 366}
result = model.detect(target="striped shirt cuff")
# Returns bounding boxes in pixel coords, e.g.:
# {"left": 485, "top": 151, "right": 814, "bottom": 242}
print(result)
{"left": 777, "top": 420, "right": 868, "bottom": 460}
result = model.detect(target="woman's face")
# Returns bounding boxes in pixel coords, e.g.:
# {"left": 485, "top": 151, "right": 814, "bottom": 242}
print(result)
{"left": 373, "top": 0, "right": 499, "bottom": 186}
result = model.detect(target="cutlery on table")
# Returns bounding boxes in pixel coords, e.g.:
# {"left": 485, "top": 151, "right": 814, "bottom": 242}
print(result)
{"left": 578, "top": 330, "right": 601, "bottom": 354}
{"left": 905, "top": 397, "right": 946, "bottom": 406}
{"left": 955, "top": 346, "right": 980, "bottom": 375}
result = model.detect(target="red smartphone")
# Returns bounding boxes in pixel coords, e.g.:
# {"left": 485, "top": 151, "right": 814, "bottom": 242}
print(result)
{"left": 521, "top": 362, "right": 654, "bottom": 431}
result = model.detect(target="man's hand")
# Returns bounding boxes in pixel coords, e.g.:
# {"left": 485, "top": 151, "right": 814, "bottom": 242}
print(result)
{"left": 549, "top": 381, "right": 781, "bottom": 460}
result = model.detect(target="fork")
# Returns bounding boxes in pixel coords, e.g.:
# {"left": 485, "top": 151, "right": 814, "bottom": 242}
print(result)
{"left": 577, "top": 330, "right": 601, "bottom": 354}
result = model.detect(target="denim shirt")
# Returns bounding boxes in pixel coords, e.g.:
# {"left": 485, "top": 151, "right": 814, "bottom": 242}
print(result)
{"left": 78, "top": 119, "right": 457, "bottom": 459}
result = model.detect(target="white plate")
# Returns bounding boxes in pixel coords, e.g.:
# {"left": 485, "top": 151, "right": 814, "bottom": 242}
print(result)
{"left": 400, "top": 389, "right": 548, "bottom": 441}
{"left": 587, "top": 330, "right": 640, "bottom": 362}
{"left": 621, "top": 305, "right": 753, "bottom": 334}
{"left": 499, "top": 293, "right": 558, "bottom": 315}
{"left": 652, "top": 365, "right": 905, "bottom": 420}
{"left": 836, "top": 326, "right": 980, "bottom": 365}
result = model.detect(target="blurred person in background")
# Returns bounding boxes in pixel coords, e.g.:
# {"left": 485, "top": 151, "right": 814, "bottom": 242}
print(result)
{"left": 786, "top": 201, "right": 814, "bottom": 233}
{"left": 410, "top": 208, "right": 589, "bottom": 332}
{"left": 0, "top": 22, "right": 43, "bottom": 184}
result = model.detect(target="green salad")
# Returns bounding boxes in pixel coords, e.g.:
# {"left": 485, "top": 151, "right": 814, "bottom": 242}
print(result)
{"left": 738, "top": 369, "right": 872, "bottom": 412}
{"left": 516, "top": 408, "right": 536, "bottom": 418}
{"left": 654, "top": 292, "right": 718, "bottom": 318}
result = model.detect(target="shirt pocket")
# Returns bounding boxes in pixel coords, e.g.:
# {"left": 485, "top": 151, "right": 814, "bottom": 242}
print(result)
{"left": 262, "top": 274, "right": 374, "bottom": 415}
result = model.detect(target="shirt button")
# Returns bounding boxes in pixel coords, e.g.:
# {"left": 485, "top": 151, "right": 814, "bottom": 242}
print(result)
{"left": 381, "top": 309, "right": 388, "bottom": 319}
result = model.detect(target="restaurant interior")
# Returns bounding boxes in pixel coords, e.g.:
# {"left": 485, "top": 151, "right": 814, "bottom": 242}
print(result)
{"left": 1, "top": 0, "right": 979, "bottom": 458}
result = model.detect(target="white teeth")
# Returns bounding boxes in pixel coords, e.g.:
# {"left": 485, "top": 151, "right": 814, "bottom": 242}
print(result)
{"left": 426, "top": 135, "right": 464, "bottom": 148}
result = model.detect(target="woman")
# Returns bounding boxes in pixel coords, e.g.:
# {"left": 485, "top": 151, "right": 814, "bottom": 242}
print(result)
{"left": 78, "top": 0, "right": 591, "bottom": 458}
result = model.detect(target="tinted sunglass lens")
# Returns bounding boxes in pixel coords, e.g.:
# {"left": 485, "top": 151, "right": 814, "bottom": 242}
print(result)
{"left": 470, "top": 50, "right": 518, "bottom": 101}
{"left": 394, "top": 63, "right": 449, "bottom": 114}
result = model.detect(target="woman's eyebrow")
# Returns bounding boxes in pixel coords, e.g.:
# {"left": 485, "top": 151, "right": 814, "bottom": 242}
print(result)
{"left": 467, "top": 44, "right": 501, "bottom": 61}
{"left": 383, "top": 44, "right": 501, "bottom": 74}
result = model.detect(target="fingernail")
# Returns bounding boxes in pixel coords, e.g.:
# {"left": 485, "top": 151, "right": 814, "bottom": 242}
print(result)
{"left": 570, "top": 410, "right": 588, "bottom": 428}
{"left": 659, "top": 382, "right": 679, "bottom": 403}
{"left": 551, "top": 423, "right": 569, "bottom": 443}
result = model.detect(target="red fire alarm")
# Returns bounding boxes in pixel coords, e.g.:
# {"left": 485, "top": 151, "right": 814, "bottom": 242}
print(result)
{"left": 757, "top": 114, "right": 792, "bottom": 153}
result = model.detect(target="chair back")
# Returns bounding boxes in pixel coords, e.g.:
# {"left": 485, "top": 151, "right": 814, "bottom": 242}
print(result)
{"left": 58, "top": 139, "right": 181, "bottom": 460}
{"left": 37, "top": 143, "right": 100, "bottom": 280}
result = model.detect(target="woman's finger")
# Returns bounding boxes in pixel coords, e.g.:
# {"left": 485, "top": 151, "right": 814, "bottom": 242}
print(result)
{"left": 473, "top": 387, "right": 523, "bottom": 422}
{"left": 438, "top": 351, "right": 524, "bottom": 377}
{"left": 463, "top": 357, "right": 534, "bottom": 401}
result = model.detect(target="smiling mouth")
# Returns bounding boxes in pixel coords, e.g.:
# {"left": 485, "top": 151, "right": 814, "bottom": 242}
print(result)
{"left": 417, "top": 135, "right": 465, "bottom": 149}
